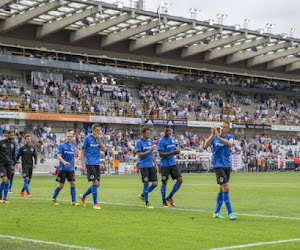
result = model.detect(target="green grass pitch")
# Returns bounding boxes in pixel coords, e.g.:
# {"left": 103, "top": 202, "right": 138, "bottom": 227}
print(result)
{"left": 0, "top": 172, "right": 300, "bottom": 249}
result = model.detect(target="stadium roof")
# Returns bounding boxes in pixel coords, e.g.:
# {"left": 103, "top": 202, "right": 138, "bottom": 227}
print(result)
{"left": 1, "top": 0, "right": 300, "bottom": 79}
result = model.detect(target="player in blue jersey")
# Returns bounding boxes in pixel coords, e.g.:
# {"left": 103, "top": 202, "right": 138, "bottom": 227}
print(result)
{"left": 136, "top": 127, "right": 159, "bottom": 208}
{"left": 51, "top": 132, "right": 79, "bottom": 206}
{"left": 204, "top": 122, "right": 237, "bottom": 220}
{"left": 79, "top": 124, "right": 106, "bottom": 210}
{"left": 158, "top": 125, "right": 182, "bottom": 208}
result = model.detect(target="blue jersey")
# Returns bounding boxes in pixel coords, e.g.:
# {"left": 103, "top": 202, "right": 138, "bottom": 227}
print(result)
{"left": 211, "top": 134, "right": 234, "bottom": 168}
{"left": 82, "top": 135, "right": 101, "bottom": 165}
{"left": 158, "top": 136, "right": 176, "bottom": 167}
{"left": 58, "top": 142, "right": 75, "bottom": 171}
{"left": 136, "top": 138, "right": 154, "bottom": 168}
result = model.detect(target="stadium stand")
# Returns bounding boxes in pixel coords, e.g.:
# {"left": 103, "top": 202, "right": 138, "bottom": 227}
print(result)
{"left": 0, "top": 0, "right": 299, "bottom": 175}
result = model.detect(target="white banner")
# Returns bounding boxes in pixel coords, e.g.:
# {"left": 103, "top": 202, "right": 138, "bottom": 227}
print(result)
{"left": 0, "top": 111, "right": 25, "bottom": 119}
{"left": 271, "top": 125, "right": 300, "bottom": 132}
{"left": 231, "top": 153, "right": 242, "bottom": 171}
{"left": 102, "top": 84, "right": 118, "bottom": 92}
{"left": 90, "top": 116, "right": 141, "bottom": 124}
{"left": 187, "top": 121, "right": 223, "bottom": 128}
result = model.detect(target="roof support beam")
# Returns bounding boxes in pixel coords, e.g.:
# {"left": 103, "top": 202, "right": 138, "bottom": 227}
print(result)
{"left": 248, "top": 46, "right": 300, "bottom": 67}
{"left": 227, "top": 42, "right": 289, "bottom": 64}
{"left": 0, "top": 0, "right": 64, "bottom": 34}
{"left": 37, "top": 4, "right": 101, "bottom": 39}
{"left": 205, "top": 37, "right": 269, "bottom": 61}
{"left": 0, "top": 0, "right": 12, "bottom": 8}
{"left": 267, "top": 56, "right": 300, "bottom": 70}
{"left": 156, "top": 28, "right": 221, "bottom": 55}
{"left": 286, "top": 61, "right": 300, "bottom": 72}
{"left": 70, "top": 11, "right": 134, "bottom": 43}
{"left": 129, "top": 23, "right": 193, "bottom": 52}
{"left": 182, "top": 33, "right": 245, "bottom": 58}
{"left": 101, "top": 19, "right": 160, "bottom": 48}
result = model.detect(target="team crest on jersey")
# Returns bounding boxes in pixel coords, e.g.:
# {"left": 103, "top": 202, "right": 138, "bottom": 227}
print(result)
{"left": 162, "top": 176, "right": 167, "bottom": 180}
{"left": 71, "top": 148, "right": 75, "bottom": 151}
{"left": 11, "top": 144, "right": 14, "bottom": 149}
{"left": 172, "top": 140, "right": 175, "bottom": 144}
{"left": 148, "top": 142, "right": 151, "bottom": 145}
{"left": 31, "top": 148, "right": 34, "bottom": 152}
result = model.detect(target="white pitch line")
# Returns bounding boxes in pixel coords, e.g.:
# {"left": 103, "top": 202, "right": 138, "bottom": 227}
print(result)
{"left": 0, "top": 234, "right": 102, "bottom": 250}
{"left": 7, "top": 196, "right": 300, "bottom": 221}
{"left": 208, "top": 238, "right": 300, "bottom": 250}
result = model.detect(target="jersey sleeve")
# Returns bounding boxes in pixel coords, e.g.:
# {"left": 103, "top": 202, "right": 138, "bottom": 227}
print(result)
{"left": 227, "top": 135, "right": 234, "bottom": 141}
{"left": 136, "top": 140, "right": 142, "bottom": 152}
{"left": 157, "top": 139, "right": 164, "bottom": 151}
{"left": 82, "top": 137, "right": 88, "bottom": 149}
{"left": 58, "top": 144, "right": 63, "bottom": 154}
{"left": 210, "top": 137, "right": 215, "bottom": 149}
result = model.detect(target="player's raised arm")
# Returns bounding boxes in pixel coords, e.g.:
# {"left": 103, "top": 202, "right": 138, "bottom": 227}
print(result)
{"left": 216, "top": 135, "right": 234, "bottom": 147}
{"left": 137, "top": 144, "right": 156, "bottom": 158}
{"left": 215, "top": 127, "right": 234, "bottom": 147}
{"left": 95, "top": 135, "right": 105, "bottom": 152}
{"left": 204, "top": 127, "right": 215, "bottom": 149}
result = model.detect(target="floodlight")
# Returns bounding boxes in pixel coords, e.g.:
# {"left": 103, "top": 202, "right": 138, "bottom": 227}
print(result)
{"left": 217, "top": 13, "right": 227, "bottom": 24}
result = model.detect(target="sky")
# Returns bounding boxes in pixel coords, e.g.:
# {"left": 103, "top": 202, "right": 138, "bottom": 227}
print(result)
{"left": 99, "top": 0, "right": 300, "bottom": 38}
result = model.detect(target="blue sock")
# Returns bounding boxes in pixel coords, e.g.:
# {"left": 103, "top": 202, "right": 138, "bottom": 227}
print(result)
{"left": 161, "top": 185, "right": 167, "bottom": 200}
{"left": 83, "top": 186, "right": 92, "bottom": 199}
{"left": 52, "top": 187, "right": 61, "bottom": 199}
{"left": 9, "top": 180, "right": 13, "bottom": 190}
{"left": 92, "top": 185, "right": 98, "bottom": 205}
{"left": 24, "top": 179, "right": 30, "bottom": 194}
{"left": 148, "top": 184, "right": 157, "bottom": 193}
{"left": 22, "top": 179, "right": 26, "bottom": 192}
{"left": 0, "top": 181, "right": 5, "bottom": 196}
{"left": 70, "top": 187, "right": 76, "bottom": 202}
{"left": 222, "top": 192, "right": 233, "bottom": 214}
{"left": 143, "top": 183, "right": 149, "bottom": 203}
{"left": 170, "top": 182, "right": 181, "bottom": 196}
{"left": 214, "top": 192, "right": 224, "bottom": 214}
{"left": 3, "top": 183, "right": 9, "bottom": 200}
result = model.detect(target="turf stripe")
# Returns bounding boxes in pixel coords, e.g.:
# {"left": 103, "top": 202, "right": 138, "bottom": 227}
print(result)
{"left": 208, "top": 238, "right": 300, "bottom": 249}
{"left": 0, "top": 234, "right": 102, "bottom": 250}
{"left": 8, "top": 196, "right": 300, "bottom": 221}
